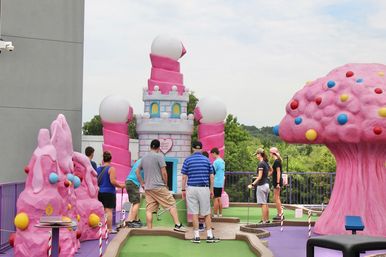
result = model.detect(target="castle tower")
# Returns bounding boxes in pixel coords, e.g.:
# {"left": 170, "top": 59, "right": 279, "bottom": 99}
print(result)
{"left": 136, "top": 35, "right": 194, "bottom": 193}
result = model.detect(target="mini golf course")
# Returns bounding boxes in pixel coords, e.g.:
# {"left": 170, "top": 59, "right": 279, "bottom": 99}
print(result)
{"left": 222, "top": 206, "right": 319, "bottom": 223}
{"left": 118, "top": 235, "right": 257, "bottom": 257}
{"left": 135, "top": 199, "right": 319, "bottom": 227}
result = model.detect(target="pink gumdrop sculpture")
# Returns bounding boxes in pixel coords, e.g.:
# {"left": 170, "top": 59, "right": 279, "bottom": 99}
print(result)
{"left": 73, "top": 152, "right": 105, "bottom": 241}
{"left": 278, "top": 63, "right": 386, "bottom": 236}
{"left": 14, "top": 129, "right": 63, "bottom": 257}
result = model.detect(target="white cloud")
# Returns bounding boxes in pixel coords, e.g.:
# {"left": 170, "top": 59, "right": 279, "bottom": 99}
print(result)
{"left": 83, "top": 0, "right": 386, "bottom": 127}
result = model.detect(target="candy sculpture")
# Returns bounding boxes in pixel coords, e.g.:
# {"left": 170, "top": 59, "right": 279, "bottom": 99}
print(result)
{"left": 50, "top": 115, "right": 78, "bottom": 256}
{"left": 278, "top": 63, "right": 386, "bottom": 236}
{"left": 73, "top": 152, "right": 105, "bottom": 241}
{"left": 99, "top": 95, "right": 134, "bottom": 182}
{"left": 14, "top": 129, "right": 63, "bottom": 257}
{"left": 194, "top": 97, "right": 227, "bottom": 162}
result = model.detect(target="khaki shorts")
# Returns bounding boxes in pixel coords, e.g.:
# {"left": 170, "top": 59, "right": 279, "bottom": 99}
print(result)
{"left": 145, "top": 187, "right": 176, "bottom": 213}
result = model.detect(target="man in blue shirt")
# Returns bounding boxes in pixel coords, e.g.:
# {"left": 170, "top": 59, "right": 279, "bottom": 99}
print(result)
{"left": 125, "top": 159, "right": 144, "bottom": 228}
{"left": 210, "top": 147, "right": 225, "bottom": 218}
{"left": 182, "top": 141, "right": 220, "bottom": 243}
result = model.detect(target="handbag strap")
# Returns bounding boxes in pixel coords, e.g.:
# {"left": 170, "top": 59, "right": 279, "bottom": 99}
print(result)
{"left": 97, "top": 166, "right": 109, "bottom": 186}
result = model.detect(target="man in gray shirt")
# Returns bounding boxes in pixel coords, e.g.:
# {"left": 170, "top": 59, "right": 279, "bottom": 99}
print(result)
{"left": 136, "top": 139, "right": 186, "bottom": 232}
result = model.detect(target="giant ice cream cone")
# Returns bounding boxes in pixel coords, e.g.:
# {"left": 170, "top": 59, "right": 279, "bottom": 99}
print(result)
{"left": 194, "top": 97, "right": 229, "bottom": 207}
{"left": 99, "top": 95, "right": 133, "bottom": 183}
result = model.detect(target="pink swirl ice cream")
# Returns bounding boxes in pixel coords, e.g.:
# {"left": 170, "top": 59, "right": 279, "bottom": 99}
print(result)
{"left": 278, "top": 63, "right": 386, "bottom": 236}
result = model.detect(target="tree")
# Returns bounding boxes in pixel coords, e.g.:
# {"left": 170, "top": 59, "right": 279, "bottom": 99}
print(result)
{"left": 82, "top": 115, "right": 102, "bottom": 135}
{"left": 82, "top": 115, "right": 138, "bottom": 139}
{"left": 188, "top": 92, "right": 199, "bottom": 141}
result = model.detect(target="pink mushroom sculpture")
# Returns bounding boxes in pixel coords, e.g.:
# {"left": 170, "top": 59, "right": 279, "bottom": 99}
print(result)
{"left": 14, "top": 129, "right": 63, "bottom": 257}
{"left": 278, "top": 63, "right": 386, "bottom": 236}
{"left": 73, "top": 152, "right": 105, "bottom": 241}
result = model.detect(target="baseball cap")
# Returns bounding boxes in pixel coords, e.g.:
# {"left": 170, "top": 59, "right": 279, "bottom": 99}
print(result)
{"left": 253, "top": 148, "right": 265, "bottom": 156}
{"left": 192, "top": 141, "right": 203, "bottom": 150}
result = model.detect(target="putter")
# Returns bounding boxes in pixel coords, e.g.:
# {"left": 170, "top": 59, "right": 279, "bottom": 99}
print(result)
{"left": 247, "top": 186, "right": 251, "bottom": 225}
{"left": 156, "top": 199, "right": 185, "bottom": 221}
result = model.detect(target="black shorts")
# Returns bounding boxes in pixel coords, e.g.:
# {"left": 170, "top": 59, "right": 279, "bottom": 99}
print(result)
{"left": 214, "top": 187, "right": 222, "bottom": 198}
{"left": 98, "top": 192, "right": 116, "bottom": 209}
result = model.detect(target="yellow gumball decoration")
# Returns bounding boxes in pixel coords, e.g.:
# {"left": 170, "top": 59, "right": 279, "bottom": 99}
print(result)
{"left": 67, "top": 204, "right": 72, "bottom": 210}
{"left": 340, "top": 94, "right": 349, "bottom": 102}
{"left": 14, "top": 212, "right": 29, "bottom": 230}
{"left": 77, "top": 214, "right": 81, "bottom": 222}
{"left": 305, "top": 129, "right": 318, "bottom": 141}
{"left": 88, "top": 213, "right": 100, "bottom": 228}
{"left": 378, "top": 71, "right": 384, "bottom": 77}
{"left": 378, "top": 107, "right": 386, "bottom": 118}
{"left": 45, "top": 204, "right": 54, "bottom": 216}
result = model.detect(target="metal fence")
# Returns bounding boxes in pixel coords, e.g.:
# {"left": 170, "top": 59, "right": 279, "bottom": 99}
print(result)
{"left": 0, "top": 182, "right": 25, "bottom": 252}
{"left": 225, "top": 171, "right": 336, "bottom": 204}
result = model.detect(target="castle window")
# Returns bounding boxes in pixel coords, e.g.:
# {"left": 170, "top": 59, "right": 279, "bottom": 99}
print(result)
{"left": 171, "top": 103, "right": 181, "bottom": 118}
{"left": 150, "top": 102, "right": 160, "bottom": 118}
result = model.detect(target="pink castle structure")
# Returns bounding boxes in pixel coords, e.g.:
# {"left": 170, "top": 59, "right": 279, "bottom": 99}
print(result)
{"left": 135, "top": 35, "right": 194, "bottom": 193}
{"left": 278, "top": 63, "right": 386, "bottom": 236}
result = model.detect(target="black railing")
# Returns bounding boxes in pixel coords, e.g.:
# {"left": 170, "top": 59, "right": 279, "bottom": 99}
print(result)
{"left": 225, "top": 171, "right": 336, "bottom": 204}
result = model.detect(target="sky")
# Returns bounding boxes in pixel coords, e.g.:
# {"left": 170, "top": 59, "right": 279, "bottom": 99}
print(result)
{"left": 83, "top": 0, "right": 386, "bottom": 127}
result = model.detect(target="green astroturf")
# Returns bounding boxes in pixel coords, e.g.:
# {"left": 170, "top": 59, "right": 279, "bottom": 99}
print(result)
{"left": 135, "top": 199, "right": 317, "bottom": 227}
{"left": 118, "top": 235, "right": 257, "bottom": 257}
{"left": 137, "top": 199, "right": 188, "bottom": 227}
{"left": 222, "top": 206, "right": 319, "bottom": 223}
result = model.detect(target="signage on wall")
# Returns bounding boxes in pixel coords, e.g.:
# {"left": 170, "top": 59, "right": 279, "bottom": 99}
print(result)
{"left": 160, "top": 138, "right": 173, "bottom": 154}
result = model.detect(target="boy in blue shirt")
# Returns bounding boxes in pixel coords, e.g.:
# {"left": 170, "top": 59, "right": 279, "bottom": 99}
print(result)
{"left": 210, "top": 148, "right": 225, "bottom": 218}
{"left": 125, "top": 159, "right": 144, "bottom": 228}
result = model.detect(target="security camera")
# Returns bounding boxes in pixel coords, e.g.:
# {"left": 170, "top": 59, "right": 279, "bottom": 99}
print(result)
{"left": 0, "top": 40, "right": 15, "bottom": 52}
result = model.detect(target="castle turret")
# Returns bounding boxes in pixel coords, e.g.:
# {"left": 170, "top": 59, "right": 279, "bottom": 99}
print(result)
{"left": 136, "top": 35, "right": 194, "bottom": 193}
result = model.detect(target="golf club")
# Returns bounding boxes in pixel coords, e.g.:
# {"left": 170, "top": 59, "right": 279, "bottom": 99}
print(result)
{"left": 247, "top": 175, "right": 252, "bottom": 225}
{"left": 156, "top": 199, "right": 185, "bottom": 221}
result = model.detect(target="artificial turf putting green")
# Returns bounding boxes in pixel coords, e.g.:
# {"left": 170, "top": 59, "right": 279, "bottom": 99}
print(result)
{"left": 118, "top": 235, "right": 256, "bottom": 257}
{"left": 222, "top": 206, "right": 319, "bottom": 223}
{"left": 137, "top": 199, "right": 188, "bottom": 227}
{"left": 135, "top": 198, "right": 317, "bottom": 227}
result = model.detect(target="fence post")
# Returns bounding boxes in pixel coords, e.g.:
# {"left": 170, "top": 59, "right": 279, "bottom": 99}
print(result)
{"left": 289, "top": 175, "right": 292, "bottom": 204}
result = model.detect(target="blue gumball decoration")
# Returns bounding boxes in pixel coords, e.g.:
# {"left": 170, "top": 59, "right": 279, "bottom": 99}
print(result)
{"left": 273, "top": 125, "right": 280, "bottom": 136}
{"left": 294, "top": 117, "right": 302, "bottom": 125}
{"left": 327, "top": 80, "right": 336, "bottom": 88}
{"left": 67, "top": 173, "right": 75, "bottom": 182}
{"left": 337, "top": 113, "right": 348, "bottom": 125}
{"left": 49, "top": 172, "right": 59, "bottom": 184}
{"left": 73, "top": 176, "right": 81, "bottom": 189}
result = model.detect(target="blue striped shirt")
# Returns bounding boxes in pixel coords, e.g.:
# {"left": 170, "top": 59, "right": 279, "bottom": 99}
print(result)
{"left": 181, "top": 152, "right": 214, "bottom": 186}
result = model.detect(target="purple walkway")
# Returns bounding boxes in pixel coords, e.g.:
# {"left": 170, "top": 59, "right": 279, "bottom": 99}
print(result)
{"left": 265, "top": 226, "right": 386, "bottom": 257}
{"left": 1, "top": 235, "right": 115, "bottom": 257}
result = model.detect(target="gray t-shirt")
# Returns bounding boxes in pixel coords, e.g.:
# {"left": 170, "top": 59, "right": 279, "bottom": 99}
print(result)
{"left": 138, "top": 151, "right": 166, "bottom": 190}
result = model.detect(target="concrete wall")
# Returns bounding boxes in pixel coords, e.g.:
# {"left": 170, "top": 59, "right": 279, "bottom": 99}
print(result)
{"left": 81, "top": 135, "right": 139, "bottom": 167}
{"left": 0, "top": 0, "right": 84, "bottom": 183}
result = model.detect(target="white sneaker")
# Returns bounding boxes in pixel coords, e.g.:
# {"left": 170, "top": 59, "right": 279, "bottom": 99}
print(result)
{"left": 213, "top": 215, "right": 218, "bottom": 218}
{"left": 219, "top": 214, "right": 223, "bottom": 218}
